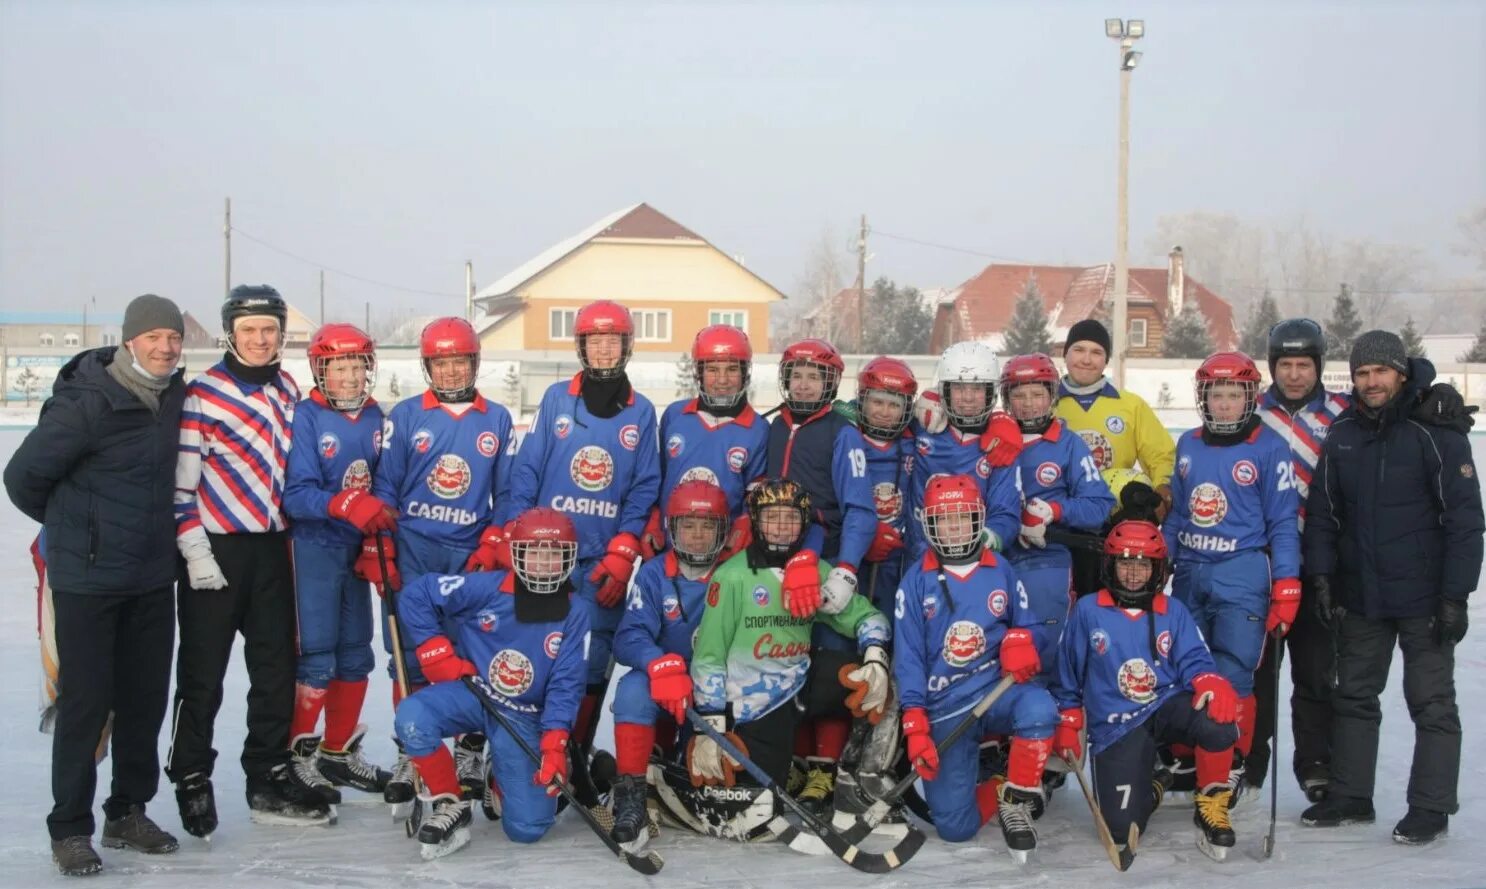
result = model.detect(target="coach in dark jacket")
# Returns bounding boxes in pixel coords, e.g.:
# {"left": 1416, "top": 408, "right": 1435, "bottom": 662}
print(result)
{"left": 1301, "top": 329, "right": 1482, "bottom": 846}
{"left": 3, "top": 295, "right": 188, "bottom": 876}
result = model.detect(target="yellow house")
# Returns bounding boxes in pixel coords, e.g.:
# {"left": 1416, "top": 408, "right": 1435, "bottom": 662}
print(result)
{"left": 471, "top": 203, "right": 785, "bottom": 353}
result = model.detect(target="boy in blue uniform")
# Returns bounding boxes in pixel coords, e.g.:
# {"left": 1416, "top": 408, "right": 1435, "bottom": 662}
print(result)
{"left": 1053, "top": 519, "right": 1242, "bottom": 863}
{"left": 852, "top": 357, "right": 919, "bottom": 614}
{"left": 284, "top": 324, "right": 395, "bottom": 802}
{"left": 394, "top": 507, "right": 590, "bottom": 859}
{"left": 893, "top": 474, "right": 1056, "bottom": 858}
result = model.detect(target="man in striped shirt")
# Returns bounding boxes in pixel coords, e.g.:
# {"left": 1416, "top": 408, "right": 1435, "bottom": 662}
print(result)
{"left": 166, "top": 285, "right": 335, "bottom": 838}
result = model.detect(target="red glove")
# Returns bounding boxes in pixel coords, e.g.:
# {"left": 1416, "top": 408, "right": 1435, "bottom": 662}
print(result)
{"left": 588, "top": 532, "right": 642, "bottom": 607}
{"left": 353, "top": 536, "right": 400, "bottom": 595}
{"left": 463, "top": 522, "right": 512, "bottom": 573}
{"left": 999, "top": 628, "right": 1041, "bottom": 683}
{"left": 1054, "top": 707, "right": 1084, "bottom": 762}
{"left": 720, "top": 514, "right": 752, "bottom": 561}
{"left": 328, "top": 488, "right": 398, "bottom": 535}
{"left": 979, "top": 412, "right": 1024, "bottom": 468}
{"left": 415, "top": 635, "right": 477, "bottom": 684}
{"left": 639, "top": 507, "right": 666, "bottom": 560}
{"left": 901, "top": 707, "right": 939, "bottom": 780}
{"left": 865, "top": 522, "right": 904, "bottom": 563}
{"left": 1191, "top": 672, "right": 1238, "bottom": 724}
{"left": 534, "top": 729, "right": 570, "bottom": 795}
{"left": 647, "top": 653, "right": 693, "bottom": 723}
{"left": 781, "top": 550, "right": 821, "bottom": 618}
{"left": 1267, "top": 578, "right": 1302, "bottom": 636}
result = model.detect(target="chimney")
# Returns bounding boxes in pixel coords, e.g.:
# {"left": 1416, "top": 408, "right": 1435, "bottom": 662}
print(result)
{"left": 1168, "top": 245, "right": 1185, "bottom": 316}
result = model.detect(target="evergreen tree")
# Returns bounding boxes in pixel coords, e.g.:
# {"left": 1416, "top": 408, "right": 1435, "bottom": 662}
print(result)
{"left": 387, "top": 372, "right": 401, "bottom": 399}
{"left": 674, "top": 352, "right": 698, "bottom": 398}
{"left": 1324, "top": 283, "right": 1363, "bottom": 361}
{"left": 1161, "top": 301, "right": 1215, "bottom": 358}
{"left": 1460, "top": 317, "right": 1486, "bottom": 363}
{"left": 503, "top": 363, "right": 522, "bottom": 409}
{"left": 1399, "top": 317, "right": 1426, "bottom": 359}
{"left": 1239, "top": 288, "right": 1282, "bottom": 358}
{"left": 1001, "top": 275, "right": 1055, "bottom": 356}
{"left": 860, "top": 277, "right": 934, "bottom": 354}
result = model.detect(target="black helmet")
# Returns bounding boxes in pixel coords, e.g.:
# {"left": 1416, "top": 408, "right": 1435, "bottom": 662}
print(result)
{"left": 746, "top": 478, "right": 812, "bottom": 560}
{"left": 1267, "top": 318, "right": 1325, "bottom": 377}
{"left": 222, "top": 284, "right": 288, "bottom": 334}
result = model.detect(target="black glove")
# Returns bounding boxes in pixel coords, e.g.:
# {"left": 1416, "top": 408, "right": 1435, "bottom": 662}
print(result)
{"left": 1307, "top": 574, "right": 1335, "bottom": 627}
{"left": 1413, "top": 383, "right": 1477, "bottom": 432}
{"left": 1434, "top": 597, "right": 1469, "bottom": 646}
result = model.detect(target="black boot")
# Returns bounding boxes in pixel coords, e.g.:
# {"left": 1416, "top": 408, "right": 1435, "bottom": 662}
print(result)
{"left": 289, "top": 735, "right": 342, "bottom": 805}
{"left": 318, "top": 726, "right": 391, "bottom": 794}
{"left": 51, "top": 836, "right": 102, "bottom": 877}
{"left": 102, "top": 805, "right": 179, "bottom": 854}
{"left": 1300, "top": 794, "right": 1375, "bottom": 827}
{"left": 996, "top": 783, "right": 1040, "bottom": 862}
{"left": 1392, "top": 807, "right": 1448, "bottom": 845}
{"left": 1296, "top": 760, "right": 1331, "bottom": 803}
{"left": 454, "top": 734, "right": 487, "bottom": 801}
{"left": 174, "top": 772, "right": 217, "bottom": 839}
{"left": 610, "top": 774, "right": 649, "bottom": 844}
{"left": 245, "top": 763, "right": 333, "bottom": 826}
{"left": 1194, "top": 785, "right": 1236, "bottom": 861}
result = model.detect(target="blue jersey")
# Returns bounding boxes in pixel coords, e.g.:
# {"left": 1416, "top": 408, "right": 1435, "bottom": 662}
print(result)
{"left": 284, "top": 391, "right": 385, "bottom": 546}
{"left": 766, "top": 409, "right": 876, "bottom": 568}
{"left": 659, "top": 399, "right": 769, "bottom": 518}
{"left": 1007, "top": 419, "right": 1115, "bottom": 558}
{"left": 613, "top": 552, "right": 710, "bottom": 669}
{"left": 1164, "top": 424, "right": 1301, "bottom": 580}
{"left": 907, "top": 425, "right": 1021, "bottom": 558}
{"left": 373, "top": 391, "right": 514, "bottom": 548}
{"left": 396, "top": 570, "right": 591, "bottom": 733}
{"left": 1053, "top": 591, "right": 1218, "bottom": 754}
{"left": 893, "top": 550, "right": 1037, "bottom": 722}
{"left": 1256, "top": 386, "right": 1350, "bottom": 533}
{"left": 509, "top": 375, "right": 661, "bottom": 560}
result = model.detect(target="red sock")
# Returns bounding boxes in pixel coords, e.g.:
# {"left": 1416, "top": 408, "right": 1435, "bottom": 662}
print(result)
{"left": 413, "top": 745, "right": 459, "bottom": 798}
{"left": 813, "top": 716, "right": 850, "bottom": 762}
{"left": 793, "top": 722, "right": 814, "bottom": 759}
{"left": 1006, "top": 736, "right": 1052, "bottom": 790}
{"left": 977, "top": 776, "right": 1004, "bottom": 825}
{"left": 615, "top": 722, "right": 656, "bottom": 776}
{"left": 1195, "top": 746, "right": 1233, "bottom": 789}
{"left": 323, "top": 678, "right": 368, "bottom": 751}
{"left": 1169, "top": 742, "right": 1195, "bottom": 759}
{"left": 1235, "top": 695, "right": 1257, "bottom": 757}
{"left": 291, "top": 683, "right": 327, "bottom": 741}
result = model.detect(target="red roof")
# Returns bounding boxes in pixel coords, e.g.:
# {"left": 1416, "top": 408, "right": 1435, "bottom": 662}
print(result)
{"left": 952, "top": 264, "right": 1085, "bottom": 336}
{"left": 598, "top": 204, "right": 704, "bottom": 241}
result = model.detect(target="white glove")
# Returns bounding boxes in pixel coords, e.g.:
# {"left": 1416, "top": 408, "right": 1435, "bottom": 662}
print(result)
{"left": 820, "top": 565, "right": 858, "bottom": 615}
{"left": 983, "top": 528, "right": 1004, "bottom": 552}
{"left": 913, "top": 391, "right": 948, "bottom": 434}
{"left": 843, "top": 645, "right": 891, "bottom": 721}
{"left": 179, "top": 534, "right": 228, "bottom": 590}
{"left": 686, "top": 714, "right": 741, "bottom": 786}
{"left": 1018, "top": 498, "right": 1055, "bottom": 549}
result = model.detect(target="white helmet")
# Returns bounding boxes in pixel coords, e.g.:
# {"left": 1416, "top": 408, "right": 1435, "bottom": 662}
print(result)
{"left": 935, "top": 341, "right": 1000, "bottom": 427}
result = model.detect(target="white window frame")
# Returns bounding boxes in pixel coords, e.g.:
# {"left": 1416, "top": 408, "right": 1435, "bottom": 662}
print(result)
{"left": 1129, "top": 318, "right": 1148, "bottom": 349}
{"left": 39, "top": 332, "right": 55, "bottom": 347}
{"left": 548, "top": 307, "right": 578, "bottom": 341}
{"left": 63, "top": 332, "right": 81, "bottom": 347}
{"left": 632, "top": 308, "right": 672, "bottom": 343}
{"left": 708, "top": 309, "right": 748, "bottom": 330}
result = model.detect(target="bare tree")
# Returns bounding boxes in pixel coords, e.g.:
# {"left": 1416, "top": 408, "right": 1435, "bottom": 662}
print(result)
{"left": 1455, "top": 205, "right": 1486, "bottom": 272}
{"left": 1144, "top": 212, "right": 1267, "bottom": 313}
{"left": 778, "top": 224, "right": 849, "bottom": 349}
{"left": 1269, "top": 219, "right": 1337, "bottom": 319}
{"left": 1337, "top": 240, "right": 1429, "bottom": 328}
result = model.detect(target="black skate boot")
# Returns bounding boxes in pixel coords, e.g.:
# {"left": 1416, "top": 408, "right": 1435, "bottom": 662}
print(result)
{"left": 1193, "top": 784, "right": 1236, "bottom": 861}
{"left": 102, "top": 805, "right": 179, "bottom": 854}
{"left": 51, "top": 836, "right": 103, "bottom": 877}
{"left": 797, "top": 759, "right": 837, "bottom": 817}
{"left": 453, "top": 734, "right": 487, "bottom": 801}
{"left": 1300, "top": 794, "right": 1375, "bottom": 827}
{"left": 1296, "top": 759, "right": 1331, "bottom": 803}
{"left": 996, "top": 783, "right": 1041, "bottom": 864}
{"left": 1150, "top": 762, "right": 1176, "bottom": 815}
{"left": 1225, "top": 750, "right": 1248, "bottom": 811}
{"left": 290, "top": 735, "right": 342, "bottom": 806}
{"left": 1392, "top": 806, "right": 1448, "bottom": 845}
{"left": 1160, "top": 747, "right": 1197, "bottom": 794}
{"left": 174, "top": 772, "right": 217, "bottom": 839}
{"left": 385, "top": 738, "right": 417, "bottom": 820}
{"left": 417, "top": 795, "right": 472, "bottom": 860}
{"left": 610, "top": 774, "right": 650, "bottom": 845}
{"left": 318, "top": 725, "right": 391, "bottom": 794}
{"left": 246, "top": 763, "right": 333, "bottom": 827}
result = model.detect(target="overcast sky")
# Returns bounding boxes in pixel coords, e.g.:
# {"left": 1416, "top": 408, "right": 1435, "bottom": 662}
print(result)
{"left": 1, "top": 0, "right": 1482, "bottom": 327}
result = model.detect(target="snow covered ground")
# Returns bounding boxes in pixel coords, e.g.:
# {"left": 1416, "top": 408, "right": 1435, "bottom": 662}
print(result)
{"left": 0, "top": 427, "right": 1482, "bottom": 887}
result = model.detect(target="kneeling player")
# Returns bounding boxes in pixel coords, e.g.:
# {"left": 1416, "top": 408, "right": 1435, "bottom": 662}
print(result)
{"left": 1053, "top": 520, "right": 1242, "bottom": 863}
{"left": 893, "top": 474, "right": 1057, "bottom": 858}
{"left": 392, "top": 508, "right": 591, "bottom": 859}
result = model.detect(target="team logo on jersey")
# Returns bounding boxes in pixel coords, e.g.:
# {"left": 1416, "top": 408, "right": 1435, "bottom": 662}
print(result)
{"left": 922, "top": 595, "right": 938, "bottom": 620}
{"left": 1078, "top": 430, "right": 1113, "bottom": 470}
{"left": 1156, "top": 630, "right": 1173, "bottom": 659}
{"left": 1231, "top": 460, "right": 1258, "bottom": 487}
{"left": 477, "top": 609, "right": 499, "bottom": 633}
{"left": 1106, "top": 415, "right": 1126, "bottom": 434}
{"left": 727, "top": 447, "right": 749, "bottom": 473}
{"left": 619, "top": 424, "right": 640, "bottom": 451}
{"left": 372, "top": 430, "right": 383, "bottom": 453}
{"left": 1117, "top": 657, "right": 1158, "bottom": 704}
{"left": 570, "top": 446, "right": 614, "bottom": 492}
{"left": 943, "top": 621, "right": 987, "bottom": 668}
{"left": 872, "top": 483, "right": 903, "bottom": 522}
{"left": 477, "top": 431, "right": 499, "bottom": 458}
{"left": 1178, "top": 454, "right": 1192, "bottom": 479}
{"left": 543, "top": 632, "right": 563, "bottom": 659}
{"left": 318, "top": 432, "right": 340, "bottom": 460}
{"left": 1465, "top": 463, "right": 1477, "bottom": 479}
{"left": 554, "top": 414, "right": 573, "bottom": 440}
{"left": 666, "top": 434, "right": 685, "bottom": 458}
{"left": 753, "top": 585, "right": 770, "bottom": 607}
{"left": 987, "top": 588, "right": 1008, "bottom": 617}
{"left": 342, "top": 459, "right": 371, "bottom": 491}
{"left": 1035, "top": 461, "right": 1061, "bottom": 487}
{"left": 975, "top": 456, "right": 992, "bottom": 478}
{"left": 663, "top": 595, "right": 682, "bottom": 620}
{"left": 707, "top": 582, "right": 721, "bottom": 608}
{"left": 1188, "top": 483, "right": 1228, "bottom": 528}
{"left": 412, "top": 429, "right": 434, "bottom": 454}
{"left": 428, "top": 454, "right": 472, "bottom": 499}
{"left": 680, "top": 466, "right": 721, "bottom": 488}
{"left": 489, "top": 649, "right": 534, "bottom": 697}
{"left": 916, "top": 439, "right": 933, "bottom": 457}
{"left": 1090, "top": 628, "right": 1110, "bottom": 656}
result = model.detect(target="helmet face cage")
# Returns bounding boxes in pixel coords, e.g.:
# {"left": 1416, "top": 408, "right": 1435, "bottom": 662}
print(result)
{"left": 695, "top": 358, "right": 750, "bottom": 410}
{"left": 422, "top": 353, "right": 480, "bottom": 401}
{"left": 747, "top": 479, "right": 811, "bottom": 556}
{"left": 857, "top": 387, "right": 912, "bottom": 440}
{"left": 1195, "top": 377, "right": 1258, "bottom": 435}
{"left": 668, "top": 514, "right": 727, "bottom": 566}
{"left": 577, "top": 331, "right": 633, "bottom": 381}
{"left": 924, "top": 499, "right": 985, "bottom": 561}
{"left": 511, "top": 539, "right": 578, "bottom": 594}
{"left": 1101, "top": 553, "right": 1170, "bottom": 606}
{"left": 940, "top": 380, "right": 996, "bottom": 427}
{"left": 778, "top": 359, "right": 841, "bottom": 416}
{"left": 311, "top": 352, "right": 376, "bottom": 411}
{"left": 1000, "top": 379, "right": 1054, "bottom": 432}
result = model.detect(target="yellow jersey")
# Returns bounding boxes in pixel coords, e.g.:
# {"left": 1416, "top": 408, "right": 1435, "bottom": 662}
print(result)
{"left": 1054, "top": 380, "right": 1176, "bottom": 488}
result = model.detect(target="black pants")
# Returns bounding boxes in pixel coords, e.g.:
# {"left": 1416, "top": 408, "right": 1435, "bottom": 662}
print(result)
{"left": 166, "top": 532, "right": 296, "bottom": 784}
{"left": 1248, "top": 589, "right": 1334, "bottom": 785}
{"left": 1330, "top": 610, "right": 1460, "bottom": 814}
{"left": 732, "top": 649, "right": 854, "bottom": 787}
{"left": 48, "top": 588, "right": 175, "bottom": 840}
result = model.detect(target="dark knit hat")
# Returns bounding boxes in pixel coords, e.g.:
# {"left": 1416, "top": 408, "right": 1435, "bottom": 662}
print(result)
{"left": 1064, "top": 319, "right": 1112, "bottom": 356}
{"left": 122, "top": 294, "right": 185, "bottom": 341}
{"left": 1349, "top": 329, "right": 1409, "bottom": 377}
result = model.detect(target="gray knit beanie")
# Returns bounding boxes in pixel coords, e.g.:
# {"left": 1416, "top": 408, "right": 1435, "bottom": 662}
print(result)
{"left": 122, "top": 294, "right": 185, "bottom": 342}
{"left": 1348, "top": 329, "right": 1409, "bottom": 377}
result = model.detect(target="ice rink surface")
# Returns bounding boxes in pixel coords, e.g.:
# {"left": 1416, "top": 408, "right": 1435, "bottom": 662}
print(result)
{"left": 1, "top": 428, "right": 1482, "bottom": 888}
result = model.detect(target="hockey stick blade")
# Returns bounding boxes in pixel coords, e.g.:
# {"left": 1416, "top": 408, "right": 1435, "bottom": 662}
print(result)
{"left": 1064, "top": 754, "right": 1135, "bottom": 871}
{"left": 462, "top": 678, "right": 663, "bottom": 875}
{"left": 687, "top": 708, "right": 925, "bottom": 873}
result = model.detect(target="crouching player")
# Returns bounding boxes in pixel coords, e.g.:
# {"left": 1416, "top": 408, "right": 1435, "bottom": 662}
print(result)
{"left": 1053, "top": 520, "right": 1242, "bottom": 863}
{"left": 892, "top": 474, "right": 1056, "bottom": 859}
{"left": 392, "top": 508, "right": 591, "bottom": 859}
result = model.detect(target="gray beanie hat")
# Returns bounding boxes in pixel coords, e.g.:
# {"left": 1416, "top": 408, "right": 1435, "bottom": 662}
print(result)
{"left": 1348, "top": 329, "right": 1409, "bottom": 377}
{"left": 122, "top": 294, "right": 185, "bottom": 342}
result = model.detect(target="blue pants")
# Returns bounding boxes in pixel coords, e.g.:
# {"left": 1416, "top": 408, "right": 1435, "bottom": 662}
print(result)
{"left": 394, "top": 681, "right": 556, "bottom": 843}
{"left": 922, "top": 683, "right": 1058, "bottom": 842}
{"left": 574, "top": 555, "right": 622, "bottom": 687}
{"left": 611, "top": 669, "right": 660, "bottom": 725}
{"left": 1171, "top": 550, "right": 1269, "bottom": 696}
{"left": 1007, "top": 548, "right": 1073, "bottom": 681}
{"left": 383, "top": 527, "right": 474, "bottom": 687}
{"left": 292, "top": 537, "right": 375, "bottom": 686}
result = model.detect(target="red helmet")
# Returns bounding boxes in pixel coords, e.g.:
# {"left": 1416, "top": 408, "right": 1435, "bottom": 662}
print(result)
{"left": 778, "top": 338, "right": 844, "bottom": 416}
{"left": 691, "top": 325, "right": 753, "bottom": 410}
{"left": 419, "top": 317, "right": 480, "bottom": 401}
{"left": 1102, "top": 519, "right": 1170, "bottom": 606}
{"left": 856, "top": 356, "right": 917, "bottom": 441}
{"left": 508, "top": 507, "right": 579, "bottom": 594}
{"left": 1195, "top": 351, "right": 1261, "bottom": 435}
{"left": 575, "top": 301, "right": 634, "bottom": 381}
{"left": 665, "top": 479, "right": 730, "bottom": 566}
{"left": 999, "top": 353, "right": 1059, "bottom": 433}
{"left": 307, "top": 323, "right": 376, "bottom": 411}
{"left": 921, "top": 474, "right": 985, "bottom": 561}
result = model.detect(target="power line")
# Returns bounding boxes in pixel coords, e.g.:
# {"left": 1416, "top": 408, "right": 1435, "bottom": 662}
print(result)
{"left": 870, "top": 230, "right": 1041, "bottom": 265}
{"left": 230, "top": 225, "right": 465, "bottom": 299}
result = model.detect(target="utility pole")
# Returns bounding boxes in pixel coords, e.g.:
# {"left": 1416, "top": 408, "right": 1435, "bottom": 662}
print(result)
{"left": 364, "top": 301, "right": 370, "bottom": 335}
{"left": 224, "top": 197, "right": 232, "bottom": 300}
{"left": 1105, "top": 18, "right": 1144, "bottom": 388}
{"left": 855, "top": 214, "right": 868, "bottom": 353}
{"left": 319, "top": 270, "right": 325, "bottom": 326}
{"left": 465, "top": 261, "right": 475, "bottom": 323}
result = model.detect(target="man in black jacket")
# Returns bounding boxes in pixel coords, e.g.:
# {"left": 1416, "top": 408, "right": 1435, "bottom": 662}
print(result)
{"left": 1301, "top": 329, "right": 1483, "bottom": 845}
{"left": 3, "top": 295, "right": 188, "bottom": 876}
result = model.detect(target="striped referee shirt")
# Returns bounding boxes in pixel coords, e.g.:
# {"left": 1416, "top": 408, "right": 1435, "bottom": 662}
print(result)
{"left": 1256, "top": 384, "right": 1350, "bottom": 531}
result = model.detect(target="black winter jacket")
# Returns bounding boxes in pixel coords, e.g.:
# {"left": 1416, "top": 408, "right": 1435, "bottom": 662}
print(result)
{"left": 3, "top": 347, "right": 186, "bottom": 595}
{"left": 1304, "top": 358, "right": 1484, "bottom": 619}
